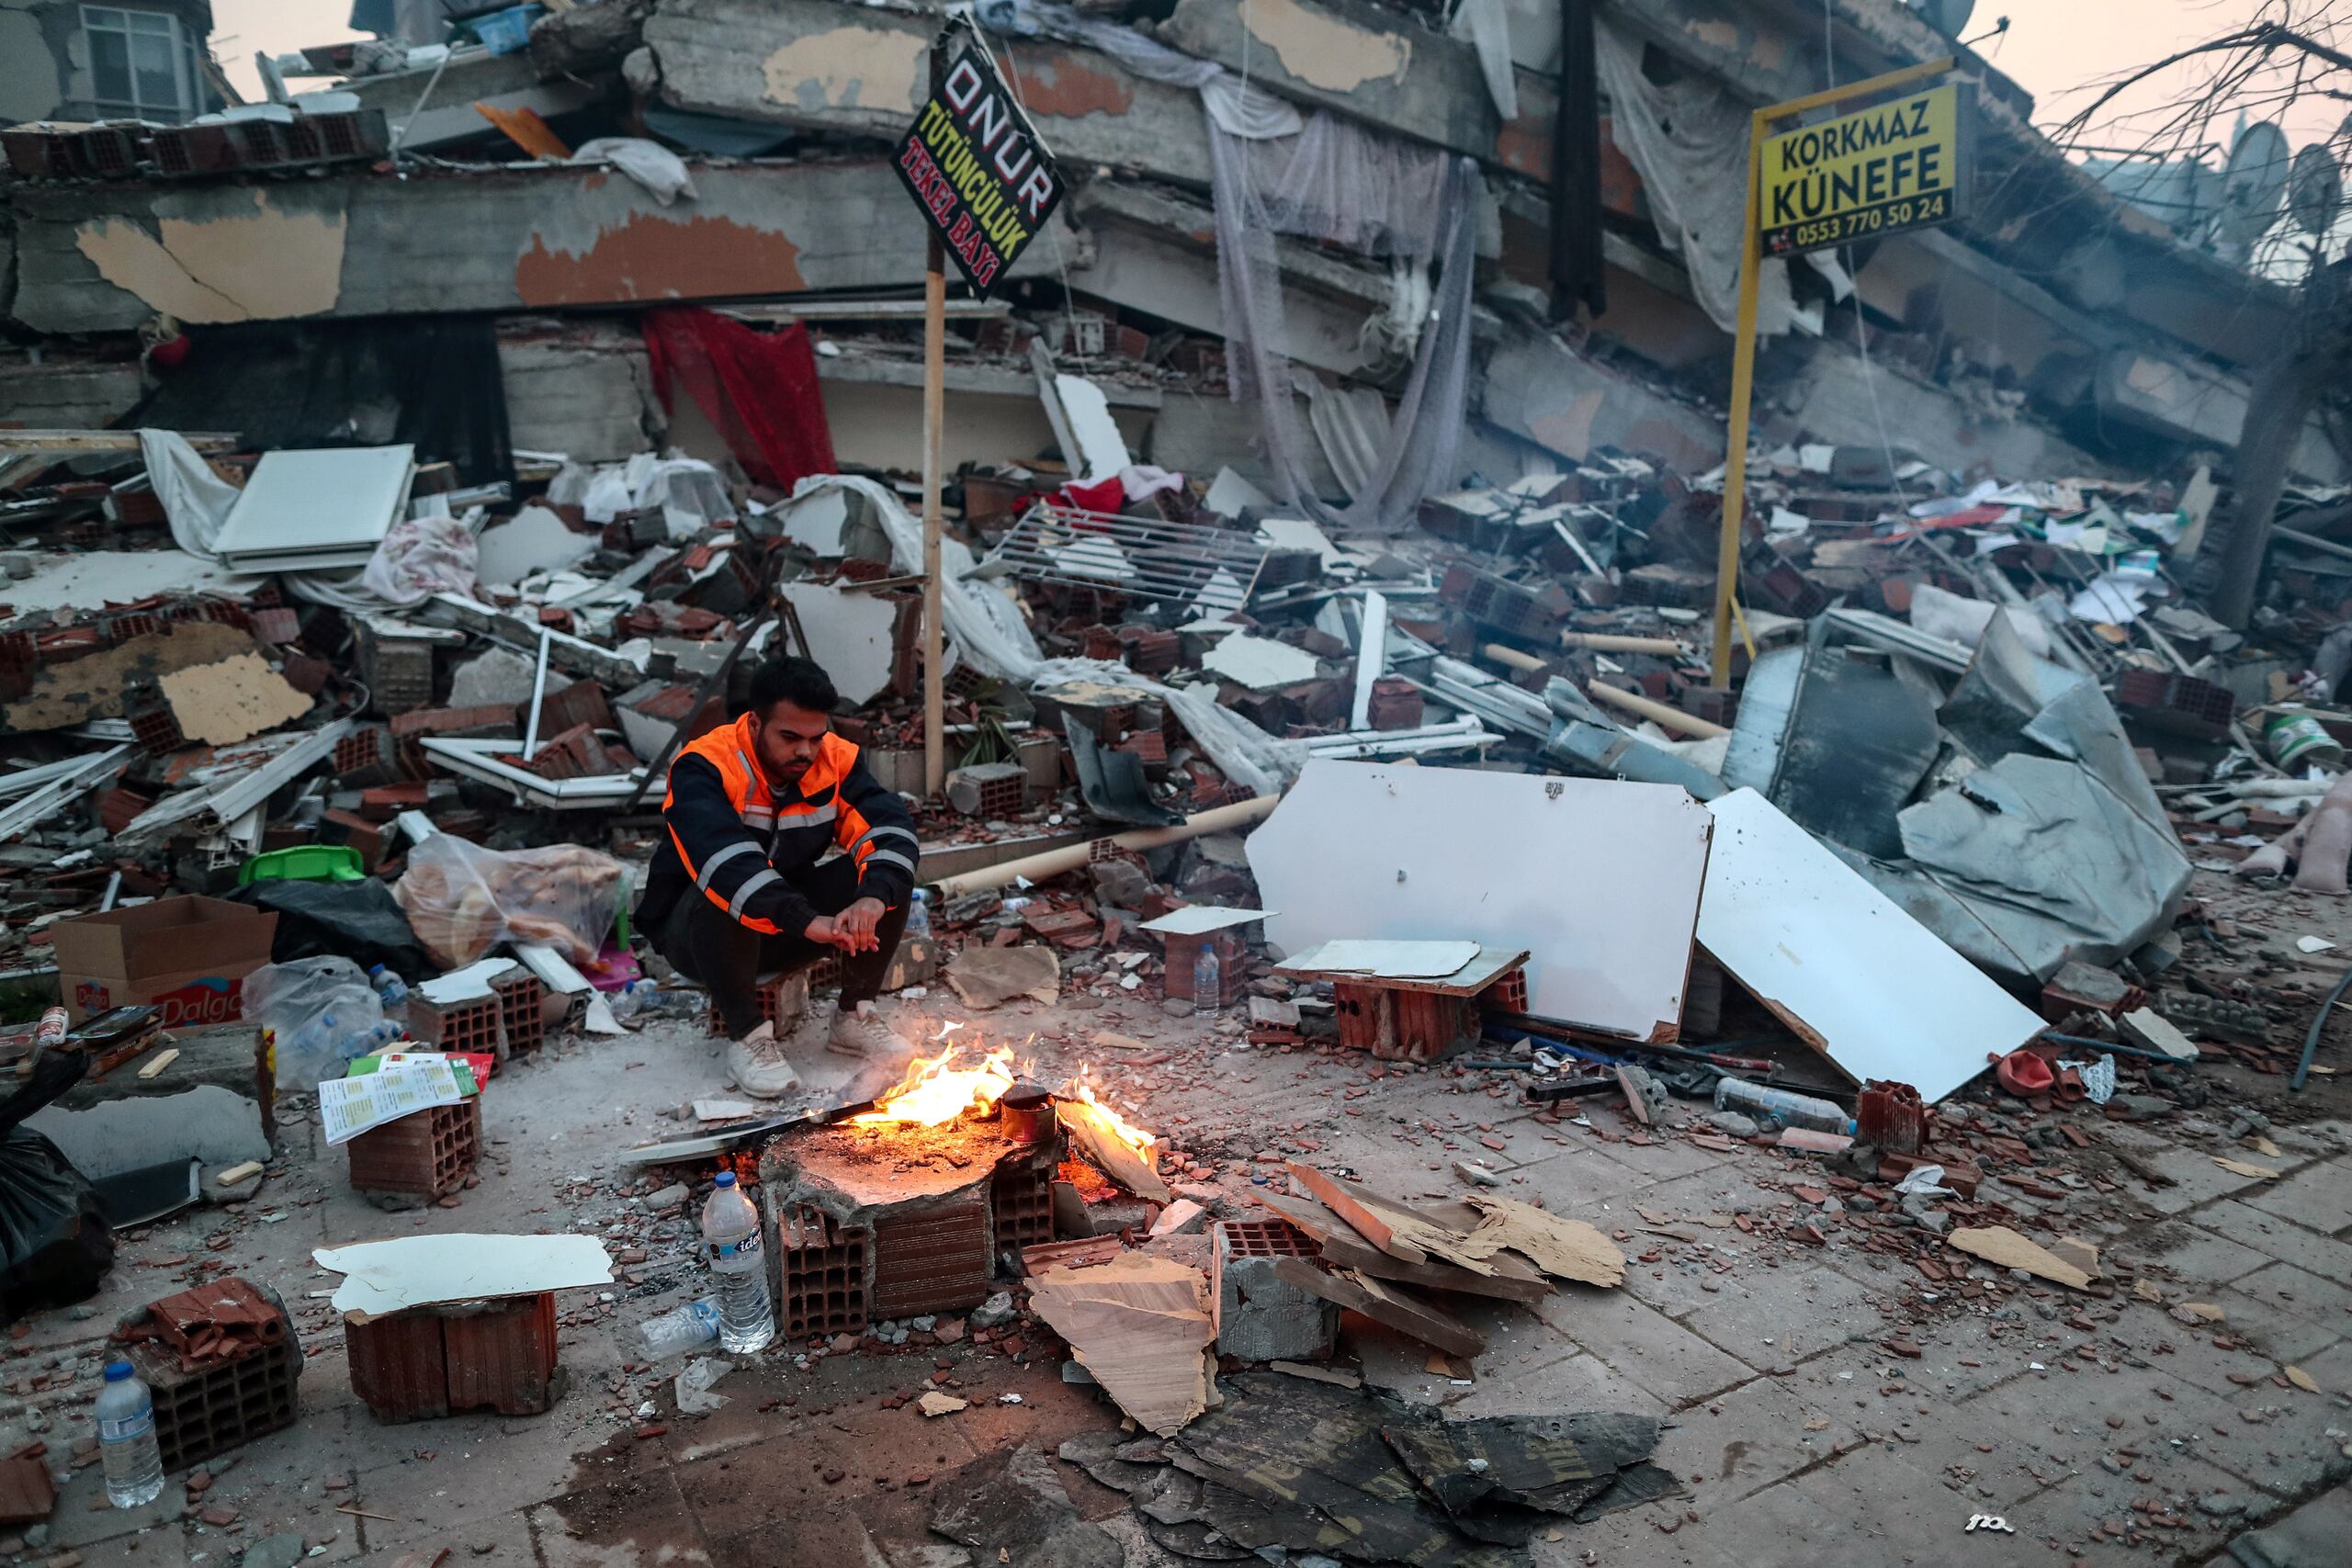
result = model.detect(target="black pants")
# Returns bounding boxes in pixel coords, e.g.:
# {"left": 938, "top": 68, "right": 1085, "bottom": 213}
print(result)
{"left": 656, "top": 857, "right": 909, "bottom": 1039}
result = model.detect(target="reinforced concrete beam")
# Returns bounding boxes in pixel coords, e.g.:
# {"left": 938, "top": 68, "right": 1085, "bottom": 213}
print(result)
{"left": 5, "top": 158, "right": 1084, "bottom": 333}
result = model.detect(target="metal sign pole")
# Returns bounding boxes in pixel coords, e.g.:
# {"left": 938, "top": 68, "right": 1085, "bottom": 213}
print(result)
{"left": 1709, "top": 54, "right": 1959, "bottom": 690}
{"left": 921, "top": 38, "right": 949, "bottom": 802}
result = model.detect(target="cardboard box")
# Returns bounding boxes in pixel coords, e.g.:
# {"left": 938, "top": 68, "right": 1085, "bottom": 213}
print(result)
{"left": 50, "top": 896, "right": 277, "bottom": 1027}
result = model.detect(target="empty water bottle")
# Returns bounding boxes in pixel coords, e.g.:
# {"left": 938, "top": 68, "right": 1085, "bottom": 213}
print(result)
{"left": 905, "top": 888, "right": 933, "bottom": 940}
{"left": 700, "top": 1172, "right": 774, "bottom": 1354}
{"left": 1712, "top": 1077, "right": 1856, "bottom": 1137}
{"left": 96, "top": 1360, "right": 164, "bottom": 1508}
{"left": 368, "top": 964, "right": 411, "bottom": 1031}
{"left": 1192, "top": 942, "right": 1223, "bottom": 1013}
{"left": 610, "top": 979, "right": 688, "bottom": 1023}
{"left": 639, "top": 1295, "right": 723, "bottom": 1359}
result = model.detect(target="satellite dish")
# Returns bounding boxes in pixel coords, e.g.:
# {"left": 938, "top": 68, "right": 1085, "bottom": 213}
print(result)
{"left": 1914, "top": 0, "right": 1975, "bottom": 39}
{"left": 2214, "top": 120, "right": 2291, "bottom": 259}
{"left": 2287, "top": 144, "right": 2343, "bottom": 236}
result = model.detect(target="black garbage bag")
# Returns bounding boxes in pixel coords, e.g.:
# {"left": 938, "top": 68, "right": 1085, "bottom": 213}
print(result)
{"left": 0, "top": 1051, "right": 114, "bottom": 1324}
{"left": 226, "top": 878, "right": 433, "bottom": 982}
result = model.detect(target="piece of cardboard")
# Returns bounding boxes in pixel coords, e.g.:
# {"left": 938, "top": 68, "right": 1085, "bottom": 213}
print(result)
{"left": 49, "top": 895, "right": 277, "bottom": 1026}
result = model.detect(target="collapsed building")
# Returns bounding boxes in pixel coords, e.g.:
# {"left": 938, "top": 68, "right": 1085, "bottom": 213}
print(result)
{"left": 1, "top": 0, "right": 2341, "bottom": 500}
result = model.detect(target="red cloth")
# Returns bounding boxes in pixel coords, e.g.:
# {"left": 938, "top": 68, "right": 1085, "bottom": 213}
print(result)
{"left": 641, "top": 307, "right": 837, "bottom": 491}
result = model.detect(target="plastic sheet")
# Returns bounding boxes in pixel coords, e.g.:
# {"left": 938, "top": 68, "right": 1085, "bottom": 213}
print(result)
{"left": 0, "top": 1053, "right": 113, "bottom": 1323}
{"left": 571, "top": 137, "right": 699, "bottom": 206}
{"left": 393, "top": 836, "right": 627, "bottom": 968}
{"left": 1595, "top": 19, "right": 1804, "bottom": 337}
{"left": 241, "top": 956, "right": 385, "bottom": 1089}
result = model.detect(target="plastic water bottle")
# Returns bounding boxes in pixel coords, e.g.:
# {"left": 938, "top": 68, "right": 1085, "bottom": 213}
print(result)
{"left": 368, "top": 964, "right": 411, "bottom": 1030}
{"left": 700, "top": 1172, "right": 774, "bottom": 1354}
{"left": 1192, "top": 942, "right": 1223, "bottom": 1013}
{"left": 905, "top": 888, "right": 933, "bottom": 940}
{"left": 96, "top": 1361, "right": 164, "bottom": 1508}
{"left": 610, "top": 980, "right": 685, "bottom": 1022}
{"left": 639, "top": 1296, "right": 723, "bottom": 1359}
{"left": 1712, "top": 1077, "right": 1856, "bottom": 1136}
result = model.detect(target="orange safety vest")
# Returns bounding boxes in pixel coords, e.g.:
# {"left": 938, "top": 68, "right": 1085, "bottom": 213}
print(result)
{"left": 662, "top": 715, "right": 895, "bottom": 934}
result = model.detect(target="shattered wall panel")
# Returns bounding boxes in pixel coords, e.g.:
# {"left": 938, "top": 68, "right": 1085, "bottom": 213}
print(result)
{"left": 1162, "top": 0, "right": 1557, "bottom": 173}
{"left": 646, "top": 0, "right": 1217, "bottom": 188}
{"left": 496, "top": 326, "right": 662, "bottom": 466}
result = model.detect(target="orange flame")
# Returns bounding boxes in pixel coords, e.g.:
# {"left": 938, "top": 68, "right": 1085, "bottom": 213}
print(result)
{"left": 852, "top": 1041, "right": 1018, "bottom": 1128}
{"left": 1065, "top": 1068, "right": 1157, "bottom": 1156}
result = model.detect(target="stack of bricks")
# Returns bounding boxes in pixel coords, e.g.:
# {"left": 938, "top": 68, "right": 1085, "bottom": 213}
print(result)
{"left": 778, "top": 1205, "right": 870, "bottom": 1341}
{"left": 703, "top": 968, "right": 812, "bottom": 1037}
{"left": 346, "top": 1096, "right": 482, "bottom": 1201}
{"left": 116, "top": 1278, "right": 301, "bottom": 1472}
{"left": 346, "top": 1291, "right": 560, "bottom": 1421}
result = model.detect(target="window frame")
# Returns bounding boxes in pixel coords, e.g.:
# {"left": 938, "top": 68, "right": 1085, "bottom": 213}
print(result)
{"left": 79, "top": 5, "right": 201, "bottom": 123}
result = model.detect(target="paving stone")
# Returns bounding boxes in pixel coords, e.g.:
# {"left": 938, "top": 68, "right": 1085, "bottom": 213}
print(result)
{"left": 2225, "top": 1479, "right": 2352, "bottom": 1568}
{"left": 2186, "top": 1201, "right": 2352, "bottom": 1281}
{"left": 529, "top": 1473, "right": 707, "bottom": 1568}
{"left": 1676, "top": 1262, "right": 1888, "bottom": 1371}
{"left": 1534, "top": 1287, "right": 1756, "bottom": 1405}
{"left": 2124, "top": 1213, "right": 2279, "bottom": 1285}
{"left": 1999, "top": 1451, "right": 2256, "bottom": 1565}
{"left": 1649, "top": 1376, "right": 1858, "bottom": 1509}
{"left": 2240, "top": 1156, "right": 2352, "bottom": 1234}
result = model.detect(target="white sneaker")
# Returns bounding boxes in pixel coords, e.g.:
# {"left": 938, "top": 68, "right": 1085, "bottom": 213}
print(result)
{"left": 724, "top": 1021, "right": 802, "bottom": 1099}
{"left": 829, "top": 1001, "right": 912, "bottom": 1059}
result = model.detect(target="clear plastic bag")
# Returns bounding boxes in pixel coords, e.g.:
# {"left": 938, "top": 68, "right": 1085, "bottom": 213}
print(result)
{"left": 241, "top": 957, "right": 385, "bottom": 1090}
{"left": 392, "top": 836, "right": 625, "bottom": 969}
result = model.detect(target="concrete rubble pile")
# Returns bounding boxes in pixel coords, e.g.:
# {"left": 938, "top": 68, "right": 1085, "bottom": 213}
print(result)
{"left": 0, "top": 0, "right": 2346, "bottom": 1564}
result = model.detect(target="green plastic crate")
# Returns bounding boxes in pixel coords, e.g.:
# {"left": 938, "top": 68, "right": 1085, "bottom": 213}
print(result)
{"left": 236, "top": 844, "right": 367, "bottom": 886}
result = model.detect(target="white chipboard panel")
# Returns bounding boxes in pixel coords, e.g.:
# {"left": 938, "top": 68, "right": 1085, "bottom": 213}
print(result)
{"left": 1698, "top": 788, "right": 2041, "bottom": 1102}
{"left": 1247, "top": 761, "right": 1711, "bottom": 1043}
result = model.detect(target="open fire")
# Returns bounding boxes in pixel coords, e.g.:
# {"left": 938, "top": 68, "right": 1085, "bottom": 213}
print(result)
{"left": 850, "top": 1038, "right": 1018, "bottom": 1128}
{"left": 1064, "top": 1071, "right": 1156, "bottom": 1159}
{"left": 842, "top": 1025, "right": 1161, "bottom": 1172}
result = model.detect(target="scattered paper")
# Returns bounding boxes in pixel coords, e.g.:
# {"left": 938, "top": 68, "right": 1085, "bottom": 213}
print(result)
{"left": 2296, "top": 935, "right": 2336, "bottom": 953}
{"left": 2212, "top": 1156, "right": 2280, "bottom": 1180}
{"left": 317, "top": 1059, "right": 469, "bottom": 1146}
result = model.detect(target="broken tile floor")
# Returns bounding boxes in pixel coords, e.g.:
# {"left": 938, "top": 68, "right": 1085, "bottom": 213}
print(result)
{"left": 10, "top": 897, "right": 2352, "bottom": 1567}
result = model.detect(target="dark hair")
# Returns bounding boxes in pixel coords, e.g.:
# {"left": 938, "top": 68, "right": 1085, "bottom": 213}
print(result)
{"left": 747, "top": 655, "right": 839, "bottom": 716}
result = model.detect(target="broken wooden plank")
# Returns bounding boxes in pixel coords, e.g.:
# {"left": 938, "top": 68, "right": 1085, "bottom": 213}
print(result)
{"left": 1270, "top": 1258, "right": 1486, "bottom": 1359}
{"left": 1059, "top": 1100, "right": 1170, "bottom": 1202}
{"left": 1283, "top": 1163, "right": 1502, "bottom": 1277}
{"left": 1250, "top": 1190, "right": 1549, "bottom": 1305}
{"left": 1251, "top": 1189, "right": 1547, "bottom": 1304}
{"left": 1457, "top": 1193, "right": 1624, "bottom": 1289}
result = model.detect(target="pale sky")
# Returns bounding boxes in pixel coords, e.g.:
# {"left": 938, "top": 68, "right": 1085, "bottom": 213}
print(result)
{"left": 206, "top": 0, "right": 2343, "bottom": 157}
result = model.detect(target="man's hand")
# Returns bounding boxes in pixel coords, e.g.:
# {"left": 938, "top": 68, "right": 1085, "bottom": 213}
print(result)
{"left": 804, "top": 914, "right": 855, "bottom": 952}
{"left": 834, "top": 897, "right": 888, "bottom": 954}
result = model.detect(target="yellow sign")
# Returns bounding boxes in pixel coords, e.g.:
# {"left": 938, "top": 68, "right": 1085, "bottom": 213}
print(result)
{"left": 1758, "top": 82, "right": 1969, "bottom": 255}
